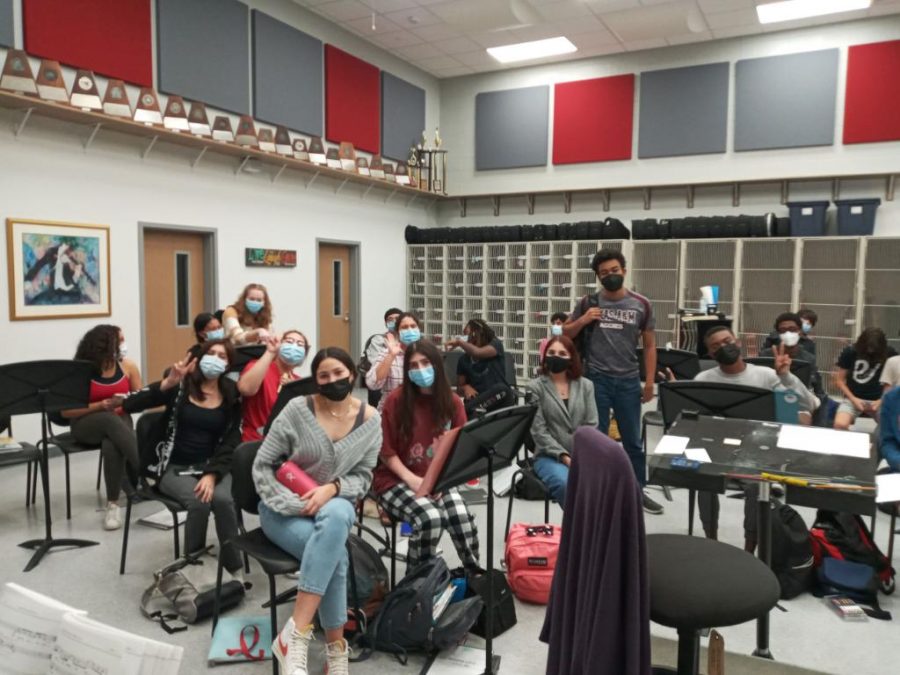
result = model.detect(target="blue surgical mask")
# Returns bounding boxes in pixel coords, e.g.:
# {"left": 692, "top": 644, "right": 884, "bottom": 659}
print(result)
{"left": 279, "top": 343, "right": 306, "bottom": 366}
{"left": 409, "top": 365, "right": 435, "bottom": 388}
{"left": 205, "top": 328, "right": 225, "bottom": 341}
{"left": 460, "top": 335, "right": 469, "bottom": 342}
{"left": 199, "top": 354, "right": 228, "bottom": 379}
{"left": 550, "top": 325, "right": 563, "bottom": 336}
{"left": 386, "top": 320, "right": 396, "bottom": 331}
{"left": 245, "top": 299, "right": 264, "bottom": 314}
{"left": 399, "top": 327, "right": 421, "bottom": 345}
{"left": 801, "top": 321, "right": 812, "bottom": 334}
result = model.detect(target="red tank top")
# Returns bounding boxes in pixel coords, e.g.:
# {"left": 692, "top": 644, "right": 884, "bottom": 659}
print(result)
{"left": 89, "top": 364, "right": 131, "bottom": 403}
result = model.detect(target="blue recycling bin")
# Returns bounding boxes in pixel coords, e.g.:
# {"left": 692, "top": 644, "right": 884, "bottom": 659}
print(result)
{"left": 787, "top": 201, "right": 829, "bottom": 237}
{"left": 835, "top": 198, "right": 880, "bottom": 236}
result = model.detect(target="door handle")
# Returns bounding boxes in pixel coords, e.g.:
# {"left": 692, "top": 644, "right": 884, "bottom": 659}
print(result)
{"left": 343, "top": 315, "right": 350, "bottom": 323}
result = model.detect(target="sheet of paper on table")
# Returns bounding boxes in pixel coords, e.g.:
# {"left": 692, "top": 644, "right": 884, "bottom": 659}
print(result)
{"left": 776, "top": 424, "right": 870, "bottom": 459}
{"left": 875, "top": 473, "right": 900, "bottom": 504}
{"left": 685, "top": 448, "right": 712, "bottom": 463}
{"left": 653, "top": 435, "right": 690, "bottom": 455}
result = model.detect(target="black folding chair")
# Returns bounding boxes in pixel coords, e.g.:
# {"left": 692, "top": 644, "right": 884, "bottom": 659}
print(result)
{"left": 0, "top": 415, "right": 42, "bottom": 508}
{"left": 44, "top": 411, "right": 104, "bottom": 520}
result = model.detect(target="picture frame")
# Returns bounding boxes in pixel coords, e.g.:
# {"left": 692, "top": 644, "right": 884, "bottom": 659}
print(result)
{"left": 6, "top": 218, "right": 111, "bottom": 321}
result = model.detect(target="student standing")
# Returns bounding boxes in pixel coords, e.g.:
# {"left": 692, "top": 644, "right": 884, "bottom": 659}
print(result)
{"left": 366, "top": 311, "right": 423, "bottom": 411}
{"left": 361, "top": 307, "right": 403, "bottom": 407}
{"left": 563, "top": 249, "right": 662, "bottom": 515}
{"left": 222, "top": 283, "right": 273, "bottom": 345}
{"left": 833, "top": 327, "right": 897, "bottom": 430}
{"left": 538, "top": 312, "right": 568, "bottom": 363}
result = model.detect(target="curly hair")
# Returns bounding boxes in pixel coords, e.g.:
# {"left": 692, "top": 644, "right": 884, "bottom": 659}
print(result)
{"left": 74, "top": 324, "right": 120, "bottom": 373}
{"left": 231, "top": 283, "right": 273, "bottom": 331}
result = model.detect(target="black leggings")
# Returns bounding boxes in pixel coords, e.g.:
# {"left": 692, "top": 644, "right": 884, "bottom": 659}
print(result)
{"left": 70, "top": 412, "right": 138, "bottom": 501}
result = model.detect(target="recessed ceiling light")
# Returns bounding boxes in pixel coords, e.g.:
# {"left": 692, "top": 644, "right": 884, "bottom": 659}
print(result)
{"left": 756, "top": 0, "right": 871, "bottom": 24}
{"left": 487, "top": 37, "right": 577, "bottom": 64}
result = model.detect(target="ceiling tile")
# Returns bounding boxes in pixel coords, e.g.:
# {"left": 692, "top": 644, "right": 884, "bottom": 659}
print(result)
{"left": 316, "top": 0, "right": 373, "bottom": 21}
{"left": 344, "top": 14, "right": 404, "bottom": 34}
{"left": 586, "top": 0, "right": 641, "bottom": 11}
{"left": 639, "top": 0, "right": 684, "bottom": 5}
{"left": 432, "top": 35, "right": 484, "bottom": 54}
{"left": 711, "top": 24, "right": 761, "bottom": 39}
{"left": 359, "top": 0, "right": 418, "bottom": 11}
{"left": 454, "top": 49, "right": 497, "bottom": 67}
{"left": 384, "top": 6, "right": 441, "bottom": 28}
{"left": 574, "top": 42, "right": 626, "bottom": 58}
{"left": 569, "top": 30, "right": 622, "bottom": 49}
{"left": 702, "top": 8, "right": 759, "bottom": 29}
{"left": 395, "top": 42, "right": 441, "bottom": 60}
{"left": 696, "top": 0, "right": 755, "bottom": 11}
{"left": 430, "top": 64, "right": 476, "bottom": 77}
{"left": 622, "top": 37, "right": 668, "bottom": 51}
{"left": 370, "top": 29, "right": 425, "bottom": 48}
{"left": 549, "top": 14, "right": 617, "bottom": 37}
{"left": 294, "top": 0, "right": 335, "bottom": 6}
{"left": 666, "top": 29, "right": 712, "bottom": 45}
{"left": 410, "top": 22, "right": 463, "bottom": 41}
{"left": 468, "top": 29, "right": 521, "bottom": 48}
{"left": 505, "top": 24, "right": 560, "bottom": 42}
{"left": 413, "top": 54, "right": 466, "bottom": 70}
{"left": 534, "top": 0, "right": 596, "bottom": 21}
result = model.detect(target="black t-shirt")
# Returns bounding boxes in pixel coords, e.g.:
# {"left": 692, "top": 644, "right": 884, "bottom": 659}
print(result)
{"left": 171, "top": 400, "right": 228, "bottom": 467}
{"left": 457, "top": 338, "right": 507, "bottom": 393}
{"left": 836, "top": 346, "right": 898, "bottom": 400}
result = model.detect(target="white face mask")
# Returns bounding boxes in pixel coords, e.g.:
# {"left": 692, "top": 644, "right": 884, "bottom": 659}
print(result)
{"left": 780, "top": 331, "right": 800, "bottom": 348}
{"left": 118, "top": 342, "right": 128, "bottom": 360}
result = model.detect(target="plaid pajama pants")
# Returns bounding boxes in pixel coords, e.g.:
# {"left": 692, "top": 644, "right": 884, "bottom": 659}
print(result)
{"left": 378, "top": 483, "right": 480, "bottom": 570}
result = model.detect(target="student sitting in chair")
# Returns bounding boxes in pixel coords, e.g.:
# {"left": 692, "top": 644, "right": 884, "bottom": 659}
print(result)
{"left": 373, "top": 339, "right": 480, "bottom": 572}
{"left": 765, "top": 312, "right": 829, "bottom": 426}
{"left": 366, "top": 311, "right": 422, "bottom": 412}
{"left": 222, "top": 282, "right": 273, "bottom": 346}
{"left": 833, "top": 327, "right": 896, "bottom": 430}
{"left": 526, "top": 335, "right": 599, "bottom": 507}
{"left": 445, "top": 318, "right": 513, "bottom": 419}
{"left": 237, "top": 329, "right": 309, "bottom": 441}
{"left": 187, "top": 312, "right": 225, "bottom": 360}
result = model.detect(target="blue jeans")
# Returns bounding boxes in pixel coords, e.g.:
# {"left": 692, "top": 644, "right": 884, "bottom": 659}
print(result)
{"left": 532, "top": 456, "right": 569, "bottom": 508}
{"left": 588, "top": 371, "right": 645, "bottom": 487}
{"left": 882, "top": 439, "right": 900, "bottom": 472}
{"left": 258, "top": 498, "right": 355, "bottom": 630}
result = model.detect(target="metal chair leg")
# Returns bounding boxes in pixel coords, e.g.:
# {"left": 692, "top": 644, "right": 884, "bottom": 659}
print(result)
{"left": 871, "top": 514, "right": 877, "bottom": 537}
{"left": 26, "top": 461, "right": 32, "bottom": 507}
{"left": 544, "top": 496, "right": 550, "bottom": 523}
{"left": 390, "top": 520, "right": 397, "bottom": 589}
{"left": 269, "top": 575, "right": 280, "bottom": 675}
{"left": 172, "top": 510, "right": 182, "bottom": 559}
{"left": 688, "top": 489, "right": 696, "bottom": 536}
{"left": 504, "top": 469, "right": 523, "bottom": 542}
{"left": 211, "top": 553, "right": 226, "bottom": 635}
{"left": 119, "top": 498, "right": 133, "bottom": 574}
{"left": 64, "top": 451, "right": 72, "bottom": 520}
{"left": 662, "top": 485, "right": 673, "bottom": 502}
{"left": 96, "top": 453, "right": 103, "bottom": 492}
{"left": 31, "top": 458, "right": 39, "bottom": 505}
{"left": 677, "top": 628, "right": 701, "bottom": 675}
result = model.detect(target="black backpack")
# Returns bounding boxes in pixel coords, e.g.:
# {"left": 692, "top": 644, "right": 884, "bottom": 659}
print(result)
{"left": 346, "top": 533, "right": 389, "bottom": 630}
{"left": 810, "top": 510, "right": 896, "bottom": 594}
{"left": 573, "top": 293, "right": 600, "bottom": 364}
{"left": 357, "top": 333, "right": 382, "bottom": 385}
{"left": 769, "top": 504, "right": 814, "bottom": 599}
{"left": 367, "top": 556, "right": 483, "bottom": 662}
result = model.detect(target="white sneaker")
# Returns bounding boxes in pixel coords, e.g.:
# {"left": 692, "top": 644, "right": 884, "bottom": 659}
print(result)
{"left": 325, "top": 638, "right": 350, "bottom": 675}
{"left": 103, "top": 503, "right": 122, "bottom": 530}
{"left": 272, "top": 617, "right": 314, "bottom": 675}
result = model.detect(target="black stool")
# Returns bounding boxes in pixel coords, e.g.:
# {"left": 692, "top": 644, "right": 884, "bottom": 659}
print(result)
{"left": 648, "top": 533, "right": 780, "bottom": 675}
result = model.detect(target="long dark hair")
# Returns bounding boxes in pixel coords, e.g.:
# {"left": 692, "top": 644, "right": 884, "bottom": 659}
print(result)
{"left": 398, "top": 340, "right": 456, "bottom": 447}
{"left": 186, "top": 339, "right": 236, "bottom": 402}
{"left": 192, "top": 312, "right": 217, "bottom": 343}
{"left": 466, "top": 318, "right": 496, "bottom": 347}
{"left": 854, "top": 327, "right": 889, "bottom": 364}
{"left": 75, "top": 324, "right": 120, "bottom": 373}
{"left": 541, "top": 335, "right": 583, "bottom": 379}
{"left": 231, "top": 283, "right": 273, "bottom": 330}
{"left": 310, "top": 347, "right": 357, "bottom": 381}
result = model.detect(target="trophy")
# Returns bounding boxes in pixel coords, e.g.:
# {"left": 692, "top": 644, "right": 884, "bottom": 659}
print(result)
{"left": 188, "top": 102, "right": 211, "bottom": 136}
{"left": 1, "top": 49, "right": 37, "bottom": 95}
{"left": 258, "top": 128, "right": 276, "bottom": 153}
{"left": 235, "top": 115, "right": 258, "bottom": 147}
{"left": 356, "top": 157, "right": 370, "bottom": 176}
{"left": 325, "top": 147, "right": 341, "bottom": 170}
{"left": 435, "top": 126, "right": 442, "bottom": 149}
{"left": 36, "top": 60, "right": 67, "bottom": 102}
{"left": 338, "top": 142, "right": 356, "bottom": 171}
{"left": 163, "top": 95, "right": 189, "bottom": 131}
{"left": 133, "top": 87, "right": 163, "bottom": 125}
{"left": 420, "top": 129, "right": 428, "bottom": 150}
{"left": 383, "top": 162, "right": 396, "bottom": 183}
{"left": 395, "top": 161, "right": 411, "bottom": 186}
{"left": 308, "top": 137, "right": 326, "bottom": 165}
{"left": 102, "top": 79, "right": 131, "bottom": 117}
{"left": 370, "top": 155, "right": 385, "bottom": 180}
{"left": 292, "top": 138, "right": 309, "bottom": 161}
{"left": 70, "top": 70, "right": 102, "bottom": 110}
{"left": 275, "top": 126, "right": 293, "bottom": 156}
{"left": 408, "top": 146, "right": 418, "bottom": 167}
{"left": 212, "top": 115, "right": 235, "bottom": 142}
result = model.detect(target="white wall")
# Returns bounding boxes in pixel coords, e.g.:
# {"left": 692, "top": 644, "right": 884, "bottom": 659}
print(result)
{"left": 437, "top": 15, "right": 900, "bottom": 234}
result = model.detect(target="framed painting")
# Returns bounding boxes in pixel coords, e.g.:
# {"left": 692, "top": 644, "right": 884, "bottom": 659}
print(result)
{"left": 6, "top": 218, "right": 111, "bottom": 320}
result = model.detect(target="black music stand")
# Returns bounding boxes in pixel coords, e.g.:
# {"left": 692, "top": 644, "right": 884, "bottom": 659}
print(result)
{"left": 744, "top": 356, "right": 813, "bottom": 388}
{"left": 263, "top": 376, "right": 318, "bottom": 435}
{"left": 0, "top": 360, "right": 98, "bottom": 571}
{"left": 229, "top": 344, "right": 267, "bottom": 373}
{"left": 638, "top": 347, "right": 701, "bottom": 382}
{"left": 430, "top": 405, "right": 536, "bottom": 675}
{"left": 659, "top": 381, "right": 776, "bottom": 428}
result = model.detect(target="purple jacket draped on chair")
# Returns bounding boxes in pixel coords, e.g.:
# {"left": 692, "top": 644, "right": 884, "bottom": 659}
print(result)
{"left": 540, "top": 426, "right": 651, "bottom": 675}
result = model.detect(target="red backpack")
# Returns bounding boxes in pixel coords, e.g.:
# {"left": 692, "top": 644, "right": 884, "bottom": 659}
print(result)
{"left": 808, "top": 510, "right": 896, "bottom": 594}
{"left": 504, "top": 523, "right": 561, "bottom": 604}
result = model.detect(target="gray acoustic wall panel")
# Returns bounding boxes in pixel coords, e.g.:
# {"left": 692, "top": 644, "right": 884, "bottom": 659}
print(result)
{"left": 0, "top": 0, "right": 13, "bottom": 47}
{"left": 734, "top": 49, "right": 838, "bottom": 152}
{"left": 382, "top": 72, "right": 425, "bottom": 162}
{"left": 475, "top": 85, "right": 549, "bottom": 170}
{"left": 252, "top": 10, "right": 322, "bottom": 136}
{"left": 157, "top": 0, "right": 249, "bottom": 115}
{"left": 638, "top": 62, "right": 729, "bottom": 159}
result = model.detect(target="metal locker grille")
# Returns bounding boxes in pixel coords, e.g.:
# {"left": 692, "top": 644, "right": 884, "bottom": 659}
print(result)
{"left": 800, "top": 271, "right": 856, "bottom": 306}
{"left": 576, "top": 242, "right": 601, "bottom": 269}
{"left": 508, "top": 271, "right": 526, "bottom": 298}
{"left": 531, "top": 244, "right": 551, "bottom": 270}
{"left": 814, "top": 337, "right": 852, "bottom": 397}
{"left": 408, "top": 246, "right": 426, "bottom": 271}
{"left": 446, "top": 245, "right": 464, "bottom": 271}
{"left": 488, "top": 271, "right": 506, "bottom": 297}
{"left": 864, "top": 238, "right": 900, "bottom": 269}
{"left": 487, "top": 298, "right": 505, "bottom": 325}
{"left": 426, "top": 247, "right": 444, "bottom": 271}
{"left": 447, "top": 297, "right": 464, "bottom": 324}
{"left": 632, "top": 241, "right": 680, "bottom": 337}
{"left": 801, "top": 239, "right": 858, "bottom": 270}
{"left": 506, "top": 299, "right": 526, "bottom": 325}
{"left": 632, "top": 241, "right": 680, "bottom": 270}
{"left": 740, "top": 302, "right": 791, "bottom": 335}
{"left": 802, "top": 305, "right": 856, "bottom": 340}
{"left": 465, "top": 245, "right": 484, "bottom": 270}
{"left": 508, "top": 244, "right": 527, "bottom": 270}
{"left": 529, "top": 298, "right": 549, "bottom": 324}
{"left": 742, "top": 239, "right": 795, "bottom": 269}
{"left": 865, "top": 271, "right": 900, "bottom": 305}
{"left": 552, "top": 242, "right": 574, "bottom": 271}
{"left": 685, "top": 241, "right": 737, "bottom": 270}
{"left": 576, "top": 271, "right": 597, "bottom": 298}
{"left": 863, "top": 307, "right": 900, "bottom": 342}
{"left": 487, "top": 245, "right": 506, "bottom": 270}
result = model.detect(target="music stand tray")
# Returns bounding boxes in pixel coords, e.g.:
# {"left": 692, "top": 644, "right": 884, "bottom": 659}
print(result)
{"left": 0, "top": 360, "right": 98, "bottom": 571}
{"left": 427, "top": 405, "right": 536, "bottom": 675}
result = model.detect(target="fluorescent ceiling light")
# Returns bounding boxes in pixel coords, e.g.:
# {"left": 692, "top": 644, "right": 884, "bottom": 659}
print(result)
{"left": 757, "top": 0, "right": 871, "bottom": 24}
{"left": 487, "top": 37, "right": 577, "bottom": 64}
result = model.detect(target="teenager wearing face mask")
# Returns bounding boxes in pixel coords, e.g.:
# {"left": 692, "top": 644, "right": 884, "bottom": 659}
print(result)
{"left": 252, "top": 347, "right": 380, "bottom": 675}
{"left": 446, "top": 318, "right": 512, "bottom": 419}
{"left": 833, "top": 327, "right": 897, "bottom": 430}
{"left": 766, "top": 313, "right": 829, "bottom": 425}
{"left": 222, "top": 283, "right": 273, "bottom": 345}
{"left": 563, "top": 249, "right": 662, "bottom": 515}
{"left": 238, "top": 330, "right": 309, "bottom": 441}
{"left": 361, "top": 307, "right": 403, "bottom": 408}
{"left": 693, "top": 326, "right": 818, "bottom": 546}
{"left": 188, "top": 312, "right": 225, "bottom": 360}
{"left": 538, "top": 312, "right": 569, "bottom": 364}
{"left": 526, "top": 336, "right": 599, "bottom": 507}
{"left": 366, "top": 311, "right": 422, "bottom": 411}
{"left": 374, "top": 340, "right": 479, "bottom": 572}
{"left": 65, "top": 324, "right": 143, "bottom": 529}
{"left": 797, "top": 308, "right": 818, "bottom": 356}
{"left": 123, "top": 340, "right": 243, "bottom": 580}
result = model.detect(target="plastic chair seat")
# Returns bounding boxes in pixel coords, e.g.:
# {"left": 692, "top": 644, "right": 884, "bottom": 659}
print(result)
{"left": 229, "top": 528, "right": 298, "bottom": 577}
{"left": 50, "top": 432, "right": 99, "bottom": 454}
{"left": 643, "top": 411, "right": 664, "bottom": 427}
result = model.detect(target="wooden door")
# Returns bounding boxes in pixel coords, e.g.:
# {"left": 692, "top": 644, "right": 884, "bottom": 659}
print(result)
{"left": 143, "top": 229, "right": 207, "bottom": 379}
{"left": 318, "top": 243, "right": 351, "bottom": 353}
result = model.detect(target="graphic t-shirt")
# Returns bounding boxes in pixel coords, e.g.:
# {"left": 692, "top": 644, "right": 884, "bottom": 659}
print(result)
{"left": 241, "top": 359, "right": 298, "bottom": 441}
{"left": 837, "top": 346, "right": 898, "bottom": 401}
{"left": 570, "top": 290, "right": 655, "bottom": 378}
{"left": 372, "top": 387, "right": 466, "bottom": 494}
{"left": 457, "top": 338, "right": 507, "bottom": 393}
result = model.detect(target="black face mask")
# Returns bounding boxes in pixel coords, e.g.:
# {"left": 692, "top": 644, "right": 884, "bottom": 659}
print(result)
{"left": 600, "top": 274, "right": 624, "bottom": 292}
{"left": 545, "top": 356, "right": 571, "bottom": 374}
{"left": 318, "top": 377, "right": 354, "bottom": 401}
{"left": 713, "top": 343, "right": 741, "bottom": 366}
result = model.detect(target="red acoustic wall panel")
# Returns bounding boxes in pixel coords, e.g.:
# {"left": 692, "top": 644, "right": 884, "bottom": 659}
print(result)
{"left": 553, "top": 74, "right": 634, "bottom": 165}
{"left": 844, "top": 40, "right": 900, "bottom": 144}
{"left": 325, "top": 45, "right": 380, "bottom": 154}
{"left": 23, "top": 0, "right": 152, "bottom": 86}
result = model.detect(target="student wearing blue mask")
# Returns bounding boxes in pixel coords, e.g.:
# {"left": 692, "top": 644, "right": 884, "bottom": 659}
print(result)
{"left": 366, "top": 311, "right": 423, "bottom": 411}
{"left": 188, "top": 312, "right": 225, "bottom": 360}
{"left": 238, "top": 329, "right": 309, "bottom": 442}
{"left": 373, "top": 339, "right": 479, "bottom": 572}
{"left": 222, "top": 283, "right": 273, "bottom": 345}
{"left": 123, "top": 339, "right": 244, "bottom": 582}
{"left": 538, "top": 312, "right": 569, "bottom": 364}
{"left": 361, "top": 307, "right": 403, "bottom": 408}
